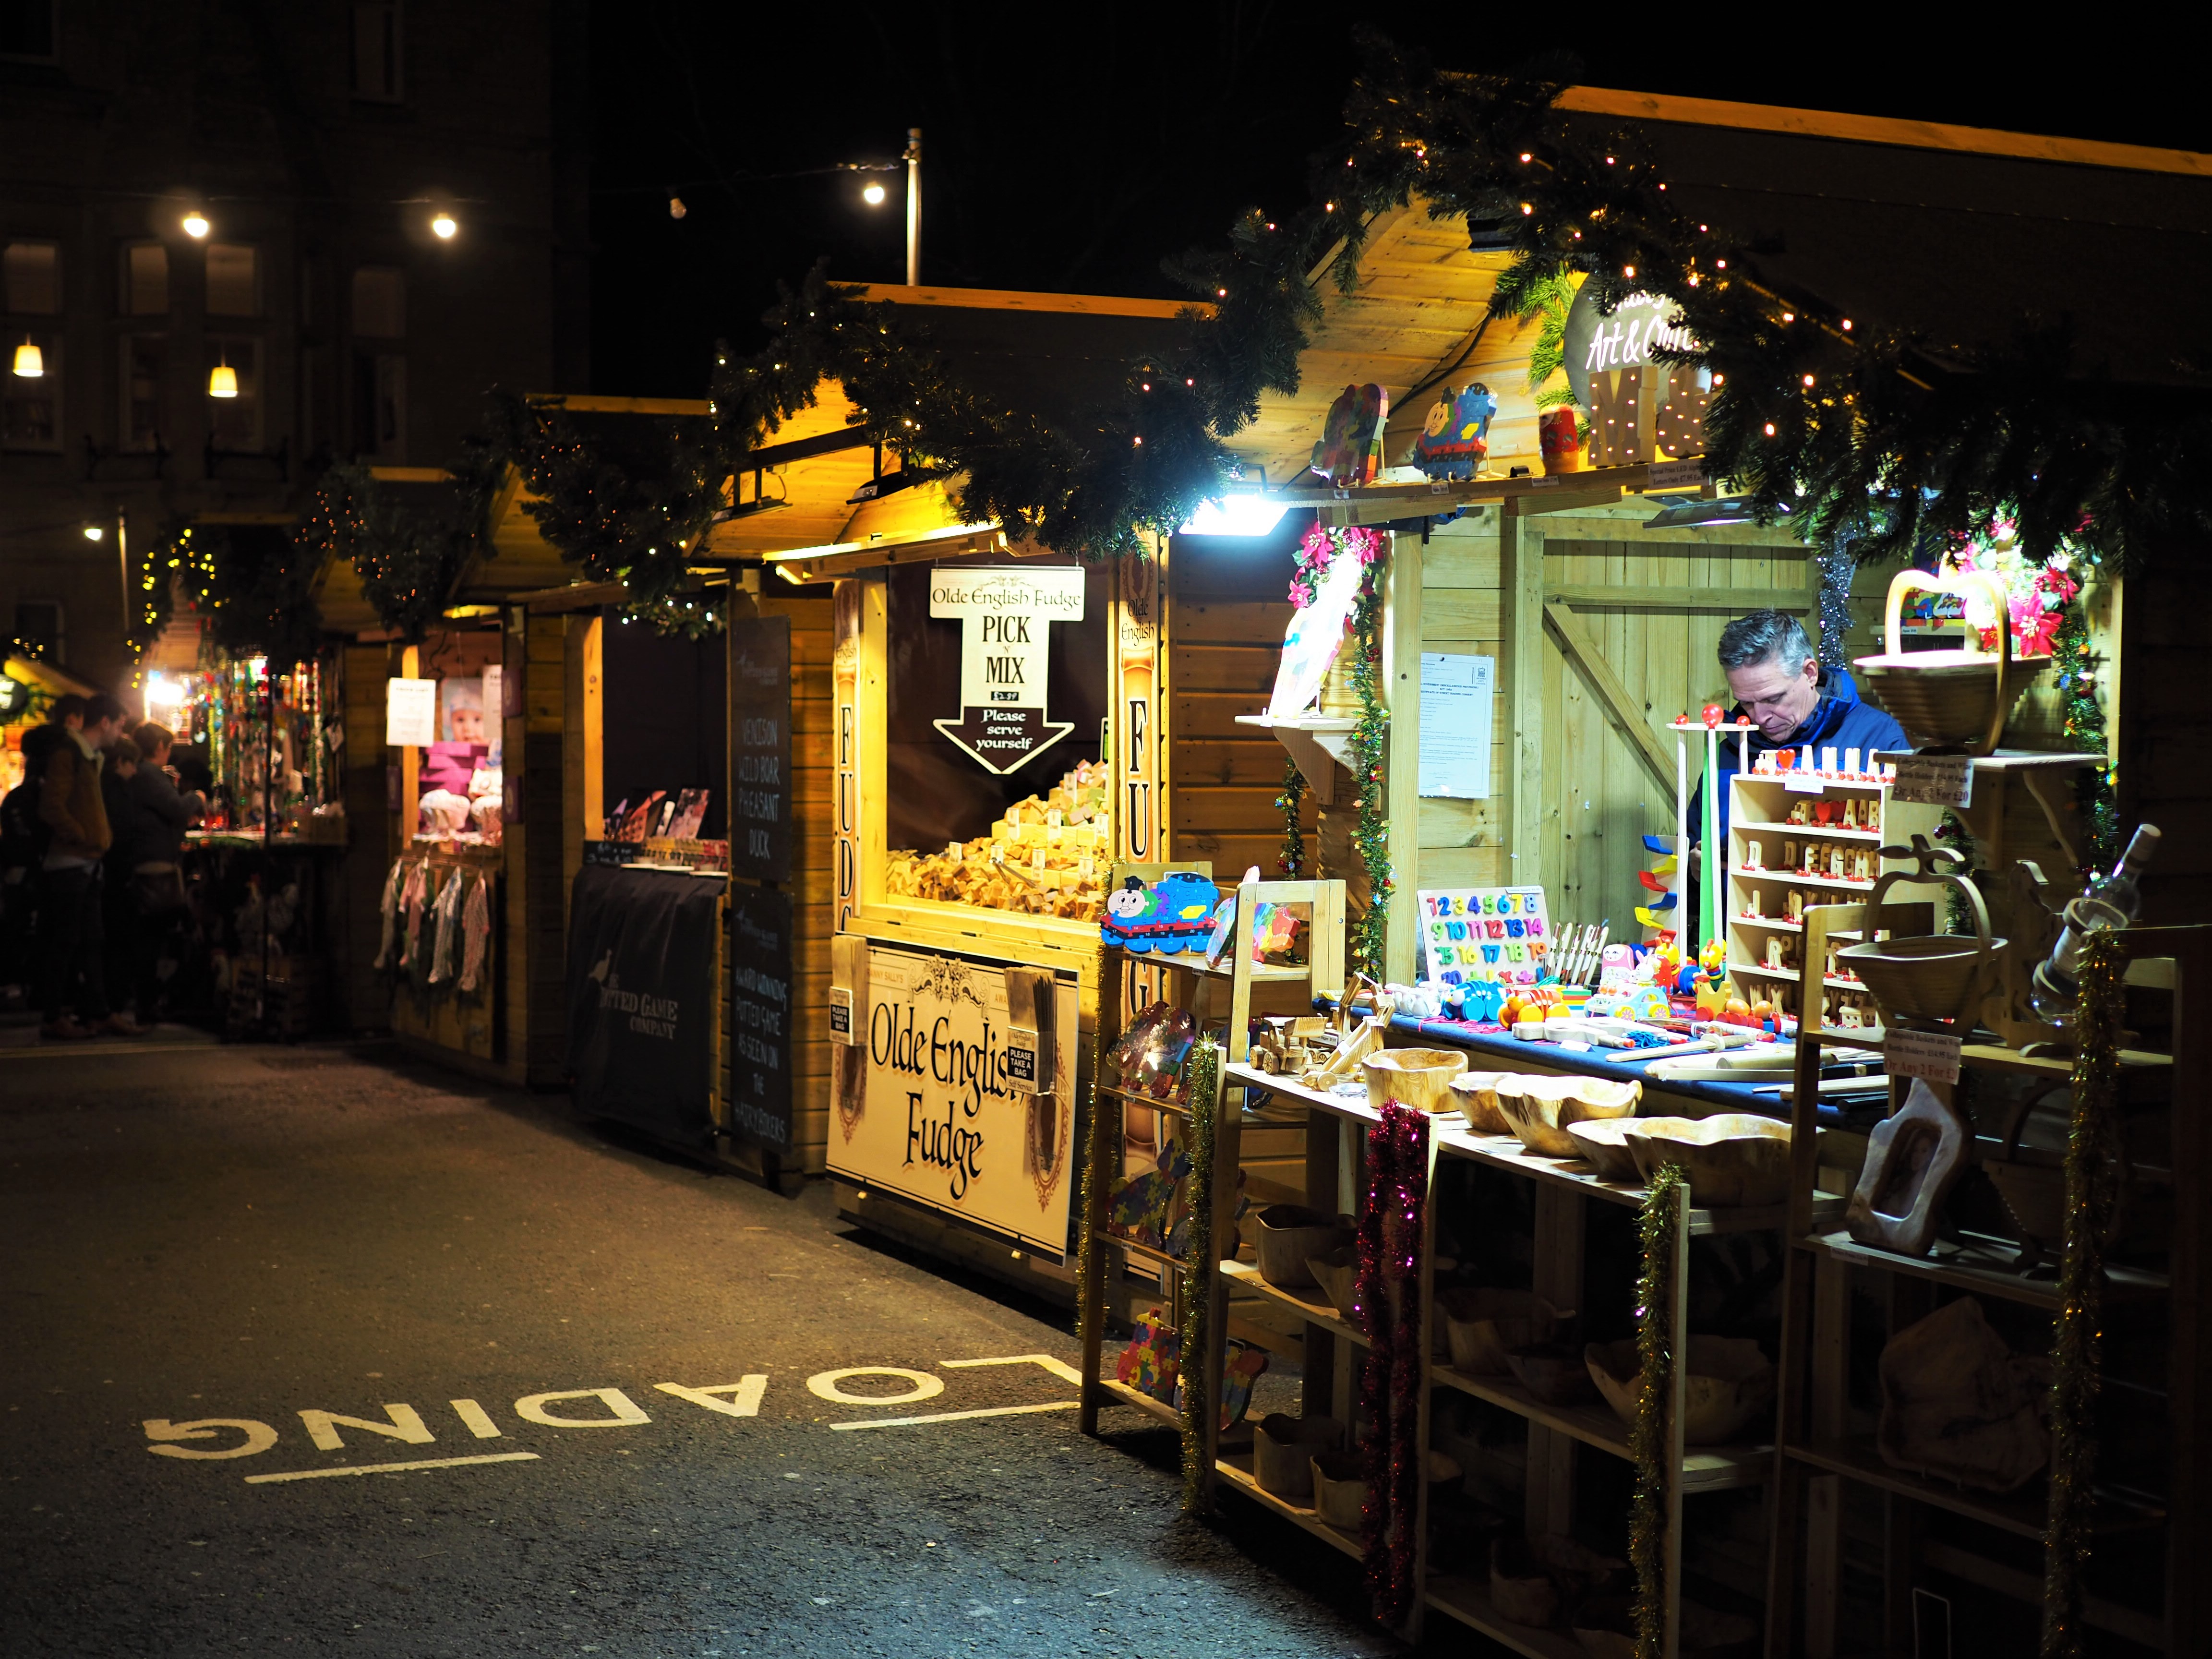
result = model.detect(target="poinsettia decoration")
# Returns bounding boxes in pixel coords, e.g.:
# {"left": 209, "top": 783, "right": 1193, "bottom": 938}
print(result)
{"left": 1288, "top": 522, "right": 1386, "bottom": 609}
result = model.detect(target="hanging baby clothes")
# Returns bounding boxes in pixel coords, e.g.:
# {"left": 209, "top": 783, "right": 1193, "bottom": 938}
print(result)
{"left": 371, "top": 858, "right": 405, "bottom": 970}
{"left": 397, "top": 861, "right": 431, "bottom": 969}
{"left": 427, "top": 867, "right": 465, "bottom": 984}
{"left": 457, "top": 873, "right": 492, "bottom": 992}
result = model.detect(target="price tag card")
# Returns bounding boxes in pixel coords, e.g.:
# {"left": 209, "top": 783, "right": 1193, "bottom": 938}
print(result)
{"left": 1079, "top": 854, "right": 1096, "bottom": 879}
{"left": 1030, "top": 846, "right": 1047, "bottom": 871}
{"left": 1885, "top": 1027, "right": 1962, "bottom": 1083}
{"left": 1784, "top": 772, "right": 1828, "bottom": 795}
{"left": 990, "top": 842, "right": 1007, "bottom": 865}
{"left": 946, "top": 841, "right": 963, "bottom": 862}
{"left": 1644, "top": 457, "right": 1708, "bottom": 491}
{"left": 1888, "top": 753, "right": 1974, "bottom": 808}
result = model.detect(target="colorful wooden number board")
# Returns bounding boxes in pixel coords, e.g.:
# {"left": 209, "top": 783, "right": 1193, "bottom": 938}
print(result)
{"left": 1416, "top": 886, "right": 1551, "bottom": 986}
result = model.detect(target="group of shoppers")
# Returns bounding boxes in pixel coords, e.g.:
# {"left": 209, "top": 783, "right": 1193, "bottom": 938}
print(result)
{"left": 0, "top": 692, "right": 203, "bottom": 1040}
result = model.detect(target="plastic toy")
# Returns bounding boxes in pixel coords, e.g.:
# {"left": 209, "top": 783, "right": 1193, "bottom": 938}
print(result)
{"left": 1102, "top": 871, "right": 1222, "bottom": 954}
{"left": 1310, "top": 383, "right": 1389, "bottom": 488}
{"left": 1411, "top": 383, "right": 1497, "bottom": 480}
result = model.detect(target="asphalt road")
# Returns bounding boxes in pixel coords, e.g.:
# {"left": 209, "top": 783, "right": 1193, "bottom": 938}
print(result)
{"left": 0, "top": 1030, "right": 1404, "bottom": 1658}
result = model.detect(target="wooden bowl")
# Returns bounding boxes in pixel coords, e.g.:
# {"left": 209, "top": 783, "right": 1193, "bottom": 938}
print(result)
{"left": 1363, "top": 1046, "right": 1468, "bottom": 1114}
{"left": 1437, "top": 1288, "right": 1570, "bottom": 1375}
{"left": 1563, "top": 1118, "right": 1643, "bottom": 1184}
{"left": 1505, "top": 1342, "right": 1599, "bottom": 1405}
{"left": 1839, "top": 933, "right": 2007, "bottom": 1024}
{"left": 1448, "top": 1071, "right": 1513, "bottom": 1134}
{"left": 1254, "top": 1413, "right": 1341, "bottom": 1501}
{"left": 1854, "top": 649, "right": 2047, "bottom": 755}
{"left": 1624, "top": 1114, "right": 1792, "bottom": 1207}
{"left": 1495, "top": 1074, "right": 1643, "bottom": 1158}
{"left": 1586, "top": 1336, "right": 1777, "bottom": 1444}
{"left": 1310, "top": 1449, "right": 1368, "bottom": 1530}
{"left": 1490, "top": 1538, "right": 1561, "bottom": 1628}
{"left": 1307, "top": 1245, "right": 1361, "bottom": 1321}
{"left": 1254, "top": 1204, "right": 1350, "bottom": 1290}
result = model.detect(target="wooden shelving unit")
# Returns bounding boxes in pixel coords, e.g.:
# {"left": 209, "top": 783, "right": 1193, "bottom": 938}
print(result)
{"left": 1199, "top": 1052, "right": 1829, "bottom": 1651}
{"left": 1077, "top": 873, "right": 1346, "bottom": 1453}
{"left": 1765, "top": 918, "right": 2212, "bottom": 1658}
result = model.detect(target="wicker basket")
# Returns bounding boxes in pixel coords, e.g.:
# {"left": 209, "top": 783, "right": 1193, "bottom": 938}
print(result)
{"left": 1853, "top": 568, "right": 2046, "bottom": 755}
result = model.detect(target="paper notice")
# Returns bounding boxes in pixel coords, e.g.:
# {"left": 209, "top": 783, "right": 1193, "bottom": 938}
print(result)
{"left": 385, "top": 677, "right": 436, "bottom": 747}
{"left": 1418, "top": 653, "right": 1495, "bottom": 798}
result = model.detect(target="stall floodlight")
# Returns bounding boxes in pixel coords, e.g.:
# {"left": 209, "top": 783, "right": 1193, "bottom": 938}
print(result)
{"left": 1642, "top": 494, "right": 1791, "bottom": 531}
{"left": 1178, "top": 495, "right": 1291, "bottom": 538}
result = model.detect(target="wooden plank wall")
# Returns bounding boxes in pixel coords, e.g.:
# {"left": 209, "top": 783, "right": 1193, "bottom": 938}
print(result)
{"left": 1415, "top": 508, "right": 1511, "bottom": 893}
{"left": 1167, "top": 527, "right": 1309, "bottom": 880}
{"left": 1538, "top": 515, "right": 1811, "bottom": 931}
{"left": 2121, "top": 565, "right": 2200, "bottom": 923}
{"left": 745, "top": 590, "right": 835, "bottom": 1174}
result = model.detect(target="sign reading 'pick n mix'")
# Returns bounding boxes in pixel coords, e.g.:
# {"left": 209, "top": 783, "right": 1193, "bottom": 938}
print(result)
{"left": 929, "top": 566, "right": 1085, "bottom": 774}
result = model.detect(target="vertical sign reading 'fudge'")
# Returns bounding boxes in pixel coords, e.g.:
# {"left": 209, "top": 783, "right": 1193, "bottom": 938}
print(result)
{"left": 727, "top": 615, "right": 792, "bottom": 882}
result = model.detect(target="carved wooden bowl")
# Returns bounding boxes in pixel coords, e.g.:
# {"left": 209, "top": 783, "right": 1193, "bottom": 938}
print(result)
{"left": 1448, "top": 1071, "right": 1513, "bottom": 1134}
{"left": 1563, "top": 1118, "right": 1643, "bottom": 1184}
{"left": 1495, "top": 1075, "right": 1643, "bottom": 1158}
{"left": 1363, "top": 1046, "right": 1468, "bottom": 1114}
{"left": 1254, "top": 1413, "right": 1342, "bottom": 1501}
{"left": 1437, "top": 1287, "right": 1571, "bottom": 1376}
{"left": 1586, "top": 1336, "right": 1777, "bottom": 1444}
{"left": 1623, "top": 1115, "right": 1793, "bottom": 1207}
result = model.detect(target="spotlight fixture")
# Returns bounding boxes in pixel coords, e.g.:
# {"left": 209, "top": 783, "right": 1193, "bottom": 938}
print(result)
{"left": 182, "top": 211, "right": 210, "bottom": 239}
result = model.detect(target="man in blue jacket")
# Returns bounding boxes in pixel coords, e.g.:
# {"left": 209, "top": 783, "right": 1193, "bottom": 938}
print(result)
{"left": 1691, "top": 609, "right": 1909, "bottom": 875}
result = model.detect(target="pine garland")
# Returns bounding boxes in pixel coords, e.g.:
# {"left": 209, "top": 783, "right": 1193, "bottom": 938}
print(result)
{"left": 1178, "top": 1037, "right": 1220, "bottom": 1513}
{"left": 1347, "top": 580, "right": 1393, "bottom": 979}
{"left": 1355, "top": 1099, "right": 1429, "bottom": 1630}
{"left": 1631, "top": 1163, "right": 1686, "bottom": 1659}
{"left": 2042, "top": 929, "right": 2125, "bottom": 1659}
{"left": 1275, "top": 757, "right": 1308, "bottom": 877}
{"left": 2051, "top": 602, "right": 2117, "bottom": 872}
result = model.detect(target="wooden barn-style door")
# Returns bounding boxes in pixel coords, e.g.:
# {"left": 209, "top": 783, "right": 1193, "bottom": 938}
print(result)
{"left": 1510, "top": 508, "right": 1815, "bottom": 931}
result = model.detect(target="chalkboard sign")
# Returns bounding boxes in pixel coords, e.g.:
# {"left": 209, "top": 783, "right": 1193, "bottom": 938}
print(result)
{"left": 727, "top": 881, "right": 794, "bottom": 1151}
{"left": 728, "top": 616, "right": 792, "bottom": 881}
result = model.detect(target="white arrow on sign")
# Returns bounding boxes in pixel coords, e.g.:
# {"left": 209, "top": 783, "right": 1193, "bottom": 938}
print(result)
{"left": 928, "top": 566, "right": 1086, "bottom": 775}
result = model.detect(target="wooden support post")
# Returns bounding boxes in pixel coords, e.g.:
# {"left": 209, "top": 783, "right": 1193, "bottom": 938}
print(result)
{"left": 1527, "top": 1183, "right": 1584, "bottom": 1537}
{"left": 1077, "top": 948, "right": 1124, "bottom": 1439}
{"left": 1505, "top": 517, "right": 1546, "bottom": 892}
{"left": 1663, "top": 1175, "right": 1690, "bottom": 1659}
{"left": 1383, "top": 532, "right": 1423, "bottom": 985}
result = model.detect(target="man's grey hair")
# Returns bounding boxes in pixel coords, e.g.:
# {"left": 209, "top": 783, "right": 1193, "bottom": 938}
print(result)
{"left": 1718, "top": 609, "right": 1814, "bottom": 676}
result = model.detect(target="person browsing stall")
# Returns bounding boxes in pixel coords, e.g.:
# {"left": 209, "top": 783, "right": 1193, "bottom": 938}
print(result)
{"left": 1690, "top": 610, "right": 1908, "bottom": 874}
{"left": 34, "top": 692, "right": 132, "bottom": 1039}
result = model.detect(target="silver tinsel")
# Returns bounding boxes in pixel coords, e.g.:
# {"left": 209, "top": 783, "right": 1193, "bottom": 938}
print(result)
{"left": 1816, "top": 549, "right": 1855, "bottom": 665}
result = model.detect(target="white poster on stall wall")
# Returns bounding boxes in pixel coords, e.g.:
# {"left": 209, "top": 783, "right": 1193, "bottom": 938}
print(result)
{"left": 1418, "top": 653, "right": 1494, "bottom": 797}
{"left": 384, "top": 677, "right": 436, "bottom": 746}
{"left": 827, "top": 946, "right": 1080, "bottom": 1260}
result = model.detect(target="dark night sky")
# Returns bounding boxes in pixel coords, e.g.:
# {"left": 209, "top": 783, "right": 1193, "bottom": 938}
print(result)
{"left": 586, "top": 4, "right": 2211, "bottom": 398}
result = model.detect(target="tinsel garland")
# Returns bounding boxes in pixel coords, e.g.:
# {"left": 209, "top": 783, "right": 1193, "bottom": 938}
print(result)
{"left": 1815, "top": 549, "right": 1855, "bottom": 667}
{"left": 2041, "top": 930, "right": 2125, "bottom": 1659}
{"left": 1275, "top": 758, "right": 1308, "bottom": 877}
{"left": 2050, "top": 602, "right": 2118, "bottom": 872}
{"left": 1356, "top": 1100, "right": 1429, "bottom": 1629}
{"left": 1072, "top": 1011, "right": 1113, "bottom": 1425}
{"left": 1629, "top": 1163, "right": 1686, "bottom": 1659}
{"left": 1347, "top": 583, "right": 1394, "bottom": 979}
{"left": 1178, "top": 1037, "right": 1220, "bottom": 1513}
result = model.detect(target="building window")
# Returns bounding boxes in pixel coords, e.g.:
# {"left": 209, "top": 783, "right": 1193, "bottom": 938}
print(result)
{"left": 12, "top": 601, "right": 62, "bottom": 663}
{"left": 353, "top": 351, "right": 406, "bottom": 462}
{"left": 0, "top": 0, "right": 58, "bottom": 63}
{"left": 205, "top": 336, "right": 262, "bottom": 451}
{"left": 351, "top": 266, "right": 405, "bottom": 338}
{"left": 120, "top": 335, "right": 166, "bottom": 451}
{"left": 2, "top": 240, "right": 60, "bottom": 314}
{"left": 205, "top": 244, "right": 259, "bottom": 317}
{"left": 2, "top": 331, "right": 60, "bottom": 451}
{"left": 120, "top": 242, "right": 168, "bottom": 316}
{"left": 350, "top": 3, "right": 402, "bottom": 101}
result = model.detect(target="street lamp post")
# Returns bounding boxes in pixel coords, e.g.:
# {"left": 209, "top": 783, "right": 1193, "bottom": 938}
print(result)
{"left": 904, "top": 128, "right": 921, "bottom": 287}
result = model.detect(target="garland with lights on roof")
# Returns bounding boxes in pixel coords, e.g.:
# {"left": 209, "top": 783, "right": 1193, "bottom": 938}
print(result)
{"left": 1355, "top": 1098, "right": 1428, "bottom": 1629}
{"left": 129, "top": 519, "right": 322, "bottom": 667}
{"left": 1628, "top": 1163, "right": 1686, "bottom": 1659}
{"left": 2042, "top": 929, "right": 2125, "bottom": 1658}
{"left": 1275, "top": 758, "right": 1308, "bottom": 877}
{"left": 289, "top": 457, "right": 504, "bottom": 646}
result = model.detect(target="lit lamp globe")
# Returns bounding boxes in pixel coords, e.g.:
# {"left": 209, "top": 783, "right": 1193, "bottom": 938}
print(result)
{"left": 431, "top": 213, "right": 457, "bottom": 240}
{"left": 862, "top": 182, "right": 887, "bottom": 206}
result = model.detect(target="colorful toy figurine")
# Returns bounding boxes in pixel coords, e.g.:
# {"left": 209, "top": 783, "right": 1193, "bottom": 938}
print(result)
{"left": 1103, "top": 871, "right": 1222, "bottom": 954}
{"left": 1411, "top": 383, "right": 1497, "bottom": 480}
{"left": 1310, "top": 383, "right": 1389, "bottom": 488}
